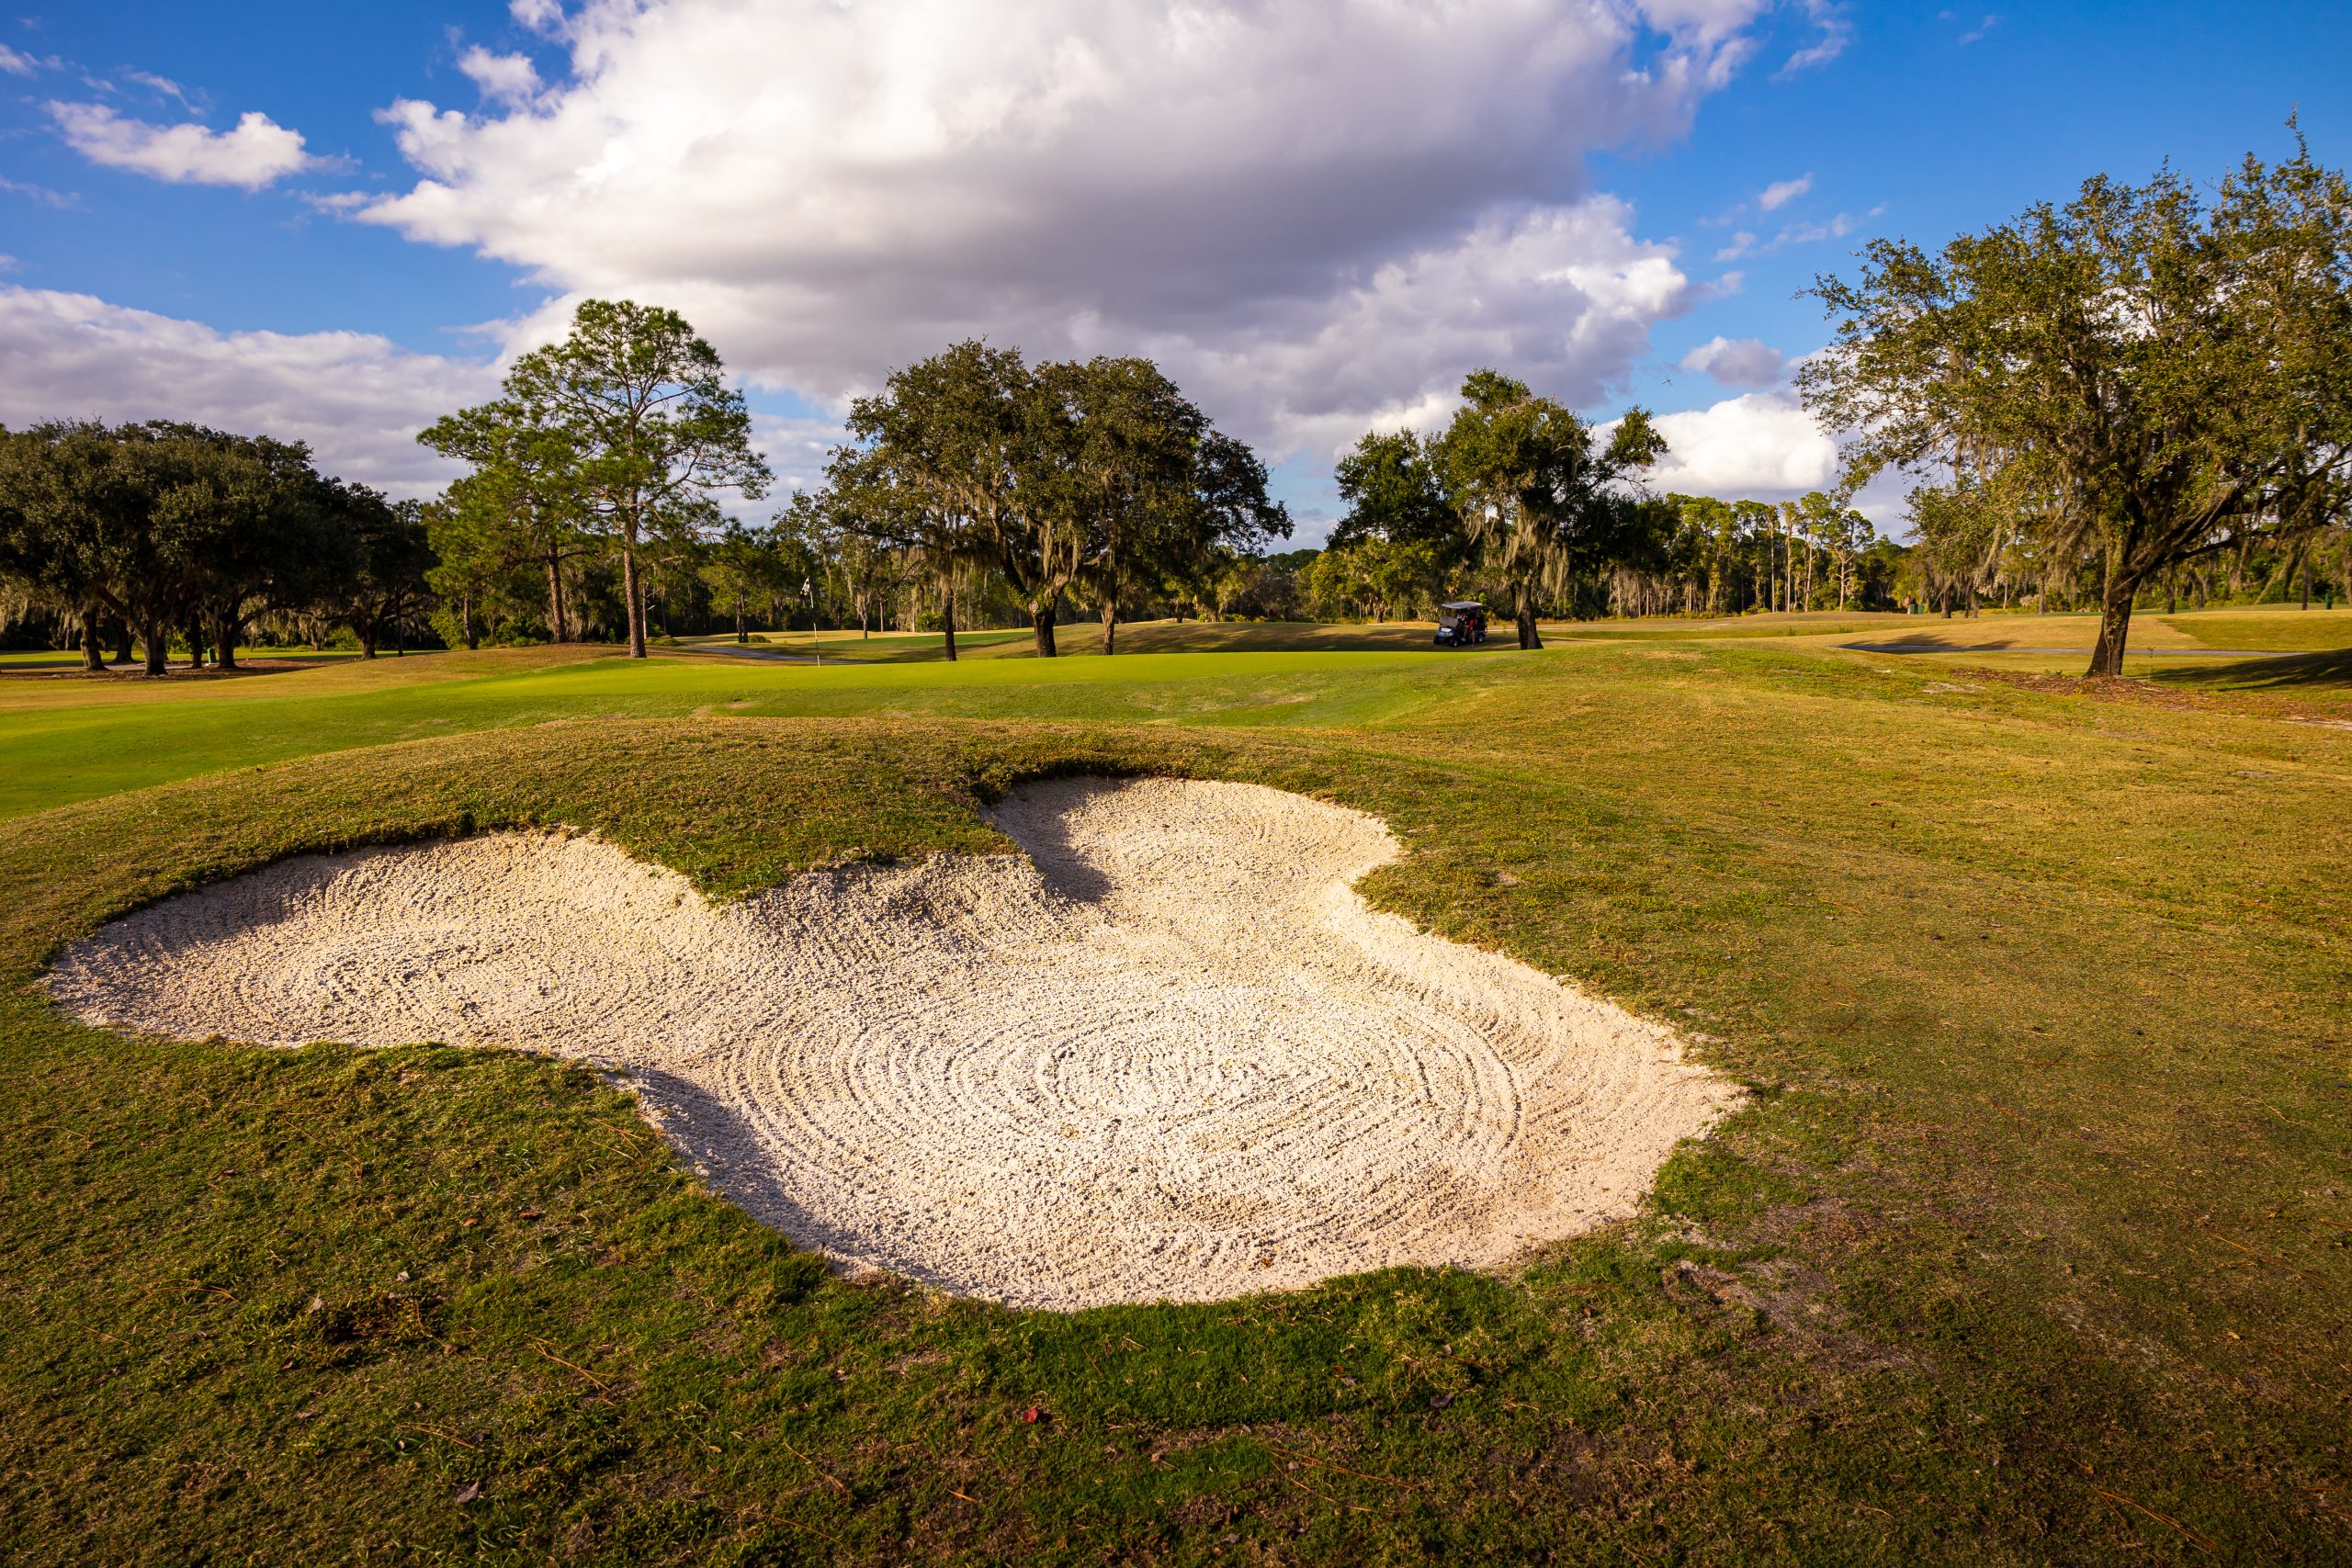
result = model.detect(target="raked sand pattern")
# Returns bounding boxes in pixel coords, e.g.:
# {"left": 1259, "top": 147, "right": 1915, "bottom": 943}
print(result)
{"left": 48, "top": 777, "right": 1736, "bottom": 1310}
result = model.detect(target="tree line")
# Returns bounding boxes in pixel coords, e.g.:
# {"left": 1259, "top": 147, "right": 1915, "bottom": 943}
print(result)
{"left": 414, "top": 306, "right": 1293, "bottom": 660}
{"left": 0, "top": 421, "right": 433, "bottom": 673}
{"left": 0, "top": 300, "right": 1887, "bottom": 669}
{"left": 1312, "top": 404, "right": 1905, "bottom": 630}
{"left": 1307, "top": 374, "right": 1914, "bottom": 635}
{"left": 10, "top": 134, "right": 2347, "bottom": 674}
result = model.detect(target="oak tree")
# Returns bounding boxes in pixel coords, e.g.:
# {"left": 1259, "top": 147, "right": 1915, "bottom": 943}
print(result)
{"left": 1433, "top": 370, "right": 1667, "bottom": 648}
{"left": 1801, "top": 141, "right": 2352, "bottom": 674}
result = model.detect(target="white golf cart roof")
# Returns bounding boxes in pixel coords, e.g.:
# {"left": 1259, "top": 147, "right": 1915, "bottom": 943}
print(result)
{"left": 1439, "top": 601, "right": 1485, "bottom": 611}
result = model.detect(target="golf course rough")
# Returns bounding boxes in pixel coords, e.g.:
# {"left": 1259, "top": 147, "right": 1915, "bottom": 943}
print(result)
{"left": 49, "top": 776, "right": 1736, "bottom": 1309}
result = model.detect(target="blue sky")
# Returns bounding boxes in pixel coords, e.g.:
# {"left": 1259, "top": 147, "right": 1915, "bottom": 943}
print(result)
{"left": 4, "top": 2, "right": 2346, "bottom": 537}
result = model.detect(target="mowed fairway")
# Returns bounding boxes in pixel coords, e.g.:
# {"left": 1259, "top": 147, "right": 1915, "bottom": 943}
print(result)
{"left": 3, "top": 626, "right": 2349, "bottom": 1563}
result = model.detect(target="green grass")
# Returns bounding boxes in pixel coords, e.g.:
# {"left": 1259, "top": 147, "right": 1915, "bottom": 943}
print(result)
{"left": 681, "top": 627, "right": 1038, "bottom": 661}
{"left": 2153, "top": 647, "right": 2352, "bottom": 695}
{"left": 2, "top": 635, "right": 2350, "bottom": 1562}
{"left": 0, "top": 644, "right": 1494, "bottom": 818}
{"left": 689, "top": 620, "right": 1509, "bottom": 660}
{"left": 2159, "top": 607, "right": 2352, "bottom": 651}
{"left": 11, "top": 621, "right": 2351, "bottom": 821}
{"left": 0, "top": 645, "right": 373, "bottom": 671}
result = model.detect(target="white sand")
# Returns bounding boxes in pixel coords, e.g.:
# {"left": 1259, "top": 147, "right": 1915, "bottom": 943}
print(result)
{"left": 48, "top": 777, "right": 1736, "bottom": 1309}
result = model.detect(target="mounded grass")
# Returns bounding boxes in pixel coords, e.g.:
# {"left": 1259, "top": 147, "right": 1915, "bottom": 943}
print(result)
{"left": 2159, "top": 607, "right": 2352, "bottom": 652}
{"left": 2, "top": 637, "right": 2348, "bottom": 1563}
{"left": 13, "top": 615, "right": 2352, "bottom": 823}
{"left": 0, "top": 644, "right": 1489, "bottom": 819}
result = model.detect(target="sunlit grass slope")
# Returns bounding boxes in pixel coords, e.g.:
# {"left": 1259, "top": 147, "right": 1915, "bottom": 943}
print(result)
{"left": 1, "top": 634, "right": 2348, "bottom": 1562}
{"left": 8, "top": 610, "right": 2352, "bottom": 820}
{"left": 0, "top": 644, "right": 1483, "bottom": 818}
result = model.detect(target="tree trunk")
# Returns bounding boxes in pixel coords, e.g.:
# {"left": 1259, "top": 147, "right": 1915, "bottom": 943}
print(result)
{"left": 546, "top": 550, "right": 569, "bottom": 643}
{"left": 215, "top": 615, "right": 239, "bottom": 671}
{"left": 360, "top": 619, "right": 379, "bottom": 659}
{"left": 111, "top": 620, "right": 133, "bottom": 666}
{"left": 1516, "top": 608, "right": 1542, "bottom": 649}
{"left": 623, "top": 539, "right": 648, "bottom": 659}
{"left": 79, "top": 609, "right": 103, "bottom": 672}
{"left": 736, "top": 609, "right": 747, "bottom": 644}
{"left": 1030, "top": 599, "right": 1058, "bottom": 659}
{"left": 2087, "top": 579, "right": 2136, "bottom": 678}
{"left": 1101, "top": 592, "right": 1118, "bottom": 655}
{"left": 141, "top": 621, "right": 167, "bottom": 677}
{"left": 183, "top": 618, "right": 205, "bottom": 670}
{"left": 939, "top": 579, "right": 957, "bottom": 662}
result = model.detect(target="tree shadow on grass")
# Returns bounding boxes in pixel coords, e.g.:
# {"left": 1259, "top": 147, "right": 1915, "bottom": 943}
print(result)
{"left": 1109, "top": 621, "right": 1444, "bottom": 655}
{"left": 2151, "top": 647, "right": 2352, "bottom": 692}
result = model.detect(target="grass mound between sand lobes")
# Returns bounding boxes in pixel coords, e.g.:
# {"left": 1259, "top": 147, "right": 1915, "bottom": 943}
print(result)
{"left": 49, "top": 775, "right": 1736, "bottom": 1309}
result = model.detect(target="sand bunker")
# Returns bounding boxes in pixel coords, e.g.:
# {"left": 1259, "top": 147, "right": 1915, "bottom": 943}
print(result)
{"left": 49, "top": 777, "right": 1735, "bottom": 1309}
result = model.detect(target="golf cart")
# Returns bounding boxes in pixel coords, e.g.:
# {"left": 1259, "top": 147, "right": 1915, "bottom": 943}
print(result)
{"left": 1434, "top": 601, "right": 1487, "bottom": 647}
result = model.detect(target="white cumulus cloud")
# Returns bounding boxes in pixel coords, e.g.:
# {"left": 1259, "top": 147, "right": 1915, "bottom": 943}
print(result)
{"left": 0, "top": 285, "right": 837, "bottom": 512}
{"left": 0, "top": 286, "right": 495, "bottom": 494}
{"left": 1634, "top": 0, "right": 1771, "bottom": 37}
{"left": 752, "top": 412, "right": 851, "bottom": 498}
{"left": 1151, "top": 197, "right": 1694, "bottom": 459}
{"left": 1644, "top": 390, "right": 1838, "bottom": 499}
{"left": 0, "top": 43, "right": 40, "bottom": 76}
{"left": 48, "top": 102, "right": 317, "bottom": 188}
{"left": 1758, "top": 173, "right": 1811, "bottom": 211}
{"left": 354, "top": 0, "right": 1778, "bottom": 456}
{"left": 1679, "top": 335, "right": 1786, "bottom": 388}
{"left": 510, "top": 0, "right": 567, "bottom": 35}
{"left": 458, "top": 46, "right": 541, "bottom": 106}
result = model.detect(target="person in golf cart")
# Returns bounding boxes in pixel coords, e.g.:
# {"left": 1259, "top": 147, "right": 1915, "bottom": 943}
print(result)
{"left": 1434, "top": 601, "right": 1487, "bottom": 647}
